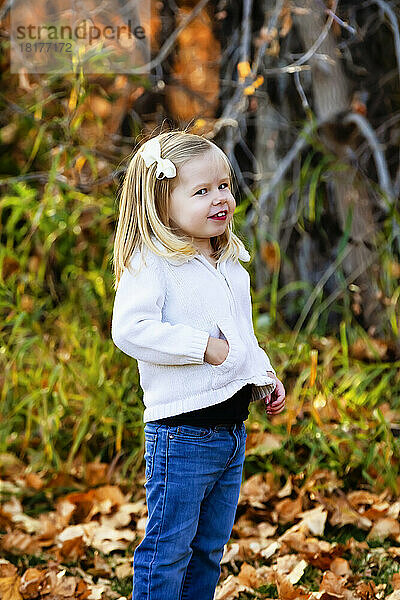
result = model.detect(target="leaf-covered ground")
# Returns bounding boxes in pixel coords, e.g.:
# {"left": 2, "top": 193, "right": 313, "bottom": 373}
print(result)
{"left": 1, "top": 420, "right": 400, "bottom": 600}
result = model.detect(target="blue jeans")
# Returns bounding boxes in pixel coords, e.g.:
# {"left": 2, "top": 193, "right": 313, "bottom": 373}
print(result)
{"left": 132, "top": 422, "right": 247, "bottom": 600}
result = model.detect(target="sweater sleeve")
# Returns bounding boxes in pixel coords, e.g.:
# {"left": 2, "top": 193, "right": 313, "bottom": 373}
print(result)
{"left": 253, "top": 343, "right": 276, "bottom": 376}
{"left": 111, "top": 252, "right": 210, "bottom": 365}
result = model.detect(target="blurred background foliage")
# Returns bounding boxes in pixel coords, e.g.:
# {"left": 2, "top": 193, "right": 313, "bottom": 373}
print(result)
{"left": 1, "top": 0, "right": 400, "bottom": 494}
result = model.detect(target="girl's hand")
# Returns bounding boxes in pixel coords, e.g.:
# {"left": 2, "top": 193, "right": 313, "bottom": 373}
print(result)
{"left": 264, "top": 371, "right": 286, "bottom": 415}
{"left": 204, "top": 336, "right": 229, "bottom": 365}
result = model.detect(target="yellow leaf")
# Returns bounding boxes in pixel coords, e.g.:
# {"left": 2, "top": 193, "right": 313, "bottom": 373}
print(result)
{"left": 237, "top": 61, "right": 251, "bottom": 81}
{"left": 0, "top": 575, "right": 23, "bottom": 600}
{"left": 193, "top": 118, "right": 206, "bottom": 130}
{"left": 75, "top": 155, "right": 86, "bottom": 174}
{"left": 254, "top": 75, "right": 264, "bottom": 88}
{"left": 309, "top": 349, "right": 318, "bottom": 386}
{"left": 244, "top": 85, "right": 255, "bottom": 96}
{"left": 68, "top": 86, "right": 78, "bottom": 111}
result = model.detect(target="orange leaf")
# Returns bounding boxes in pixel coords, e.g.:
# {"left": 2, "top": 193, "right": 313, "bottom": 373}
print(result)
{"left": 19, "top": 568, "right": 47, "bottom": 598}
{"left": 261, "top": 241, "right": 280, "bottom": 272}
{"left": 267, "top": 39, "right": 280, "bottom": 56}
{"left": 280, "top": 5, "right": 293, "bottom": 37}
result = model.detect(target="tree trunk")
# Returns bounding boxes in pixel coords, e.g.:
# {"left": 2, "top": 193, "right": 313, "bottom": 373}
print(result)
{"left": 292, "top": 0, "right": 383, "bottom": 334}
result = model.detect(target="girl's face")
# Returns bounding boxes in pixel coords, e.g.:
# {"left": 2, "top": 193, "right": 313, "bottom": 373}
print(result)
{"left": 168, "top": 150, "right": 236, "bottom": 252}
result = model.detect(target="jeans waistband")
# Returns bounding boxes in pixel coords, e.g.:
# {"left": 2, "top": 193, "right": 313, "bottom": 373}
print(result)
{"left": 144, "top": 421, "right": 244, "bottom": 433}
{"left": 212, "top": 423, "right": 242, "bottom": 430}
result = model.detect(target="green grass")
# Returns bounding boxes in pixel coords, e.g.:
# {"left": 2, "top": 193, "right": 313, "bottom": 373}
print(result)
{"left": 349, "top": 547, "right": 399, "bottom": 594}
{"left": 255, "top": 583, "right": 279, "bottom": 598}
{"left": 110, "top": 576, "right": 133, "bottom": 598}
{"left": 1, "top": 164, "right": 400, "bottom": 490}
{"left": 298, "top": 564, "right": 322, "bottom": 591}
{"left": 2, "top": 288, "right": 400, "bottom": 490}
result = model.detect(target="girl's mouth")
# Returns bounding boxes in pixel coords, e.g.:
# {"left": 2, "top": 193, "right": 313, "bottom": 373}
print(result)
{"left": 208, "top": 210, "right": 227, "bottom": 221}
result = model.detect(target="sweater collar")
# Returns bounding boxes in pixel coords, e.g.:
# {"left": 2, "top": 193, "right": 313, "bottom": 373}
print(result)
{"left": 148, "top": 235, "right": 250, "bottom": 265}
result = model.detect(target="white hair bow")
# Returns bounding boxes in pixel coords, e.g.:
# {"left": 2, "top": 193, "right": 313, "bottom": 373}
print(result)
{"left": 139, "top": 138, "right": 177, "bottom": 180}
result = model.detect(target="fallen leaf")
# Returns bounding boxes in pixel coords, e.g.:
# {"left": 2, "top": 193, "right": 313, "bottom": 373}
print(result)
{"left": 237, "top": 562, "right": 262, "bottom": 589}
{"left": 239, "top": 472, "right": 279, "bottom": 506}
{"left": 367, "top": 518, "right": 400, "bottom": 541}
{"left": 0, "top": 531, "right": 41, "bottom": 555}
{"left": 24, "top": 471, "right": 45, "bottom": 490}
{"left": 19, "top": 568, "right": 47, "bottom": 598}
{"left": 0, "top": 575, "right": 22, "bottom": 600}
{"left": 330, "top": 557, "right": 352, "bottom": 577}
{"left": 275, "top": 495, "right": 303, "bottom": 524}
{"left": 297, "top": 505, "right": 328, "bottom": 536}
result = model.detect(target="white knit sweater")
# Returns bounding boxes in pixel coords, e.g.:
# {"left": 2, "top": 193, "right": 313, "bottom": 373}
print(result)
{"left": 111, "top": 236, "right": 276, "bottom": 423}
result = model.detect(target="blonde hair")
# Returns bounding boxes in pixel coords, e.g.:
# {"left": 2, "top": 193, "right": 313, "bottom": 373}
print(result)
{"left": 112, "top": 128, "right": 247, "bottom": 290}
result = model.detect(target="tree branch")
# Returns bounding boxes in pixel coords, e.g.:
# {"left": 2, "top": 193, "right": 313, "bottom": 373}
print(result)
{"left": 116, "top": 0, "right": 212, "bottom": 75}
{"left": 371, "top": 0, "right": 400, "bottom": 91}
{"left": 343, "top": 112, "right": 394, "bottom": 204}
{"left": 257, "top": 116, "right": 321, "bottom": 213}
{"left": 259, "top": 0, "right": 341, "bottom": 76}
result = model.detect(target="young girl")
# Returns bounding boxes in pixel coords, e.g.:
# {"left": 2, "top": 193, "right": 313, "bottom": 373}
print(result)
{"left": 111, "top": 130, "right": 286, "bottom": 600}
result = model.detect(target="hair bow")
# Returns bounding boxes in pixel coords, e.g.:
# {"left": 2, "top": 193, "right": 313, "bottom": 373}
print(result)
{"left": 139, "top": 138, "right": 177, "bottom": 180}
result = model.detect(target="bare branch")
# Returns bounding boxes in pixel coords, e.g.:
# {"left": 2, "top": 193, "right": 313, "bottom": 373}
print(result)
{"left": 122, "top": 0, "right": 212, "bottom": 75}
{"left": 260, "top": 0, "right": 341, "bottom": 76}
{"left": 355, "top": 111, "right": 400, "bottom": 160}
{"left": 294, "top": 70, "right": 311, "bottom": 114}
{"left": 252, "top": 0, "right": 285, "bottom": 75}
{"left": 343, "top": 112, "right": 394, "bottom": 204}
{"left": 257, "top": 117, "right": 320, "bottom": 213}
{"left": 371, "top": 0, "right": 400, "bottom": 91}
{"left": 0, "top": 167, "right": 126, "bottom": 192}
{"left": 241, "top": 0, "right": 253, "bottom": 63}
{"left": 370, "top": 0, "right": 400, "bottom": 206}
{"left": 0, "top": 172, "right": 69, "bottom": 186}
{"left": 0, "top": 0, "right": 13, "bottom": 22}
{"left": 315, "top": 0, "right": 357, "bottom": 35}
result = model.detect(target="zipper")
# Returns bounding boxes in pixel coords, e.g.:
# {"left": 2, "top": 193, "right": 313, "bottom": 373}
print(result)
{"left": 218, "top": 261, "right": 256, "bottom": 356}
{"left": 194, "top": 256, "right": 236, "bottom": 318}
{"left": 194, "top": 256, "right": 270, "bottom": 379}
{"left": 195, "top": 255, "right": 258, "bottom": 367}
{"left": 217, "top": 261, "right": 238, "bottom": 319}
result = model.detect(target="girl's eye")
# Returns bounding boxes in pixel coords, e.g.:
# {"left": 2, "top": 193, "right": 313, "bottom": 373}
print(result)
{"left": 195, "top": 183, "right": 229, "bottom": 195}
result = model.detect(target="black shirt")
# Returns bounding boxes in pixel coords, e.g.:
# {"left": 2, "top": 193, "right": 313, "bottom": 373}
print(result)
{"left": 150, "top": 383, "right": 253, "bottom": 427}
